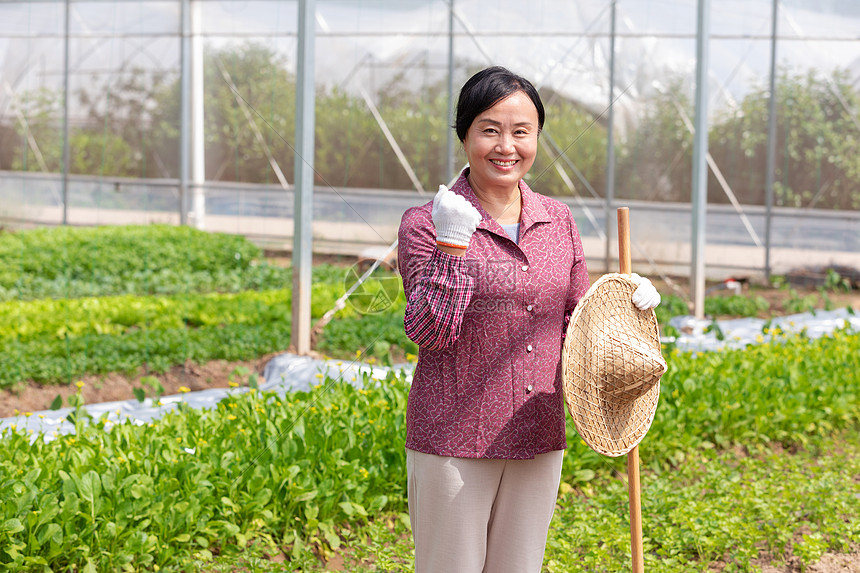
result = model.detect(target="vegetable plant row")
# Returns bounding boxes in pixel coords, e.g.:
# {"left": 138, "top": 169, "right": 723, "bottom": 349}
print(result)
{"left": 0, "top": 282, "right": 411, "bottom": 387}
{"left": 0, "top": 372, "right": 408, "bottom": 571}
{"left": 0, "top": 225, "right": 293, "bottom": 300}
{"left": 0, "top": 283, "right": 377, "bottom": 387}
{"left": 1, "top": 329, "right": 858, "bottom": 571}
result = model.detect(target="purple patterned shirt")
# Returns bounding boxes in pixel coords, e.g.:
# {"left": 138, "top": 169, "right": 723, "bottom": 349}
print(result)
{"left": 398, "top": 170, "right": 590, "bottom": 459}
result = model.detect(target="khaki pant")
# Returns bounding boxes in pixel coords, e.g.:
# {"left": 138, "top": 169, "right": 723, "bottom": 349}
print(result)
{"left": 406, "top": 448, "right": 564, "bottom": 573}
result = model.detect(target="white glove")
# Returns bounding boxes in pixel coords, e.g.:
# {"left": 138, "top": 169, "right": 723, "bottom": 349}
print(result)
{"left": 628, "top": 273, "right": 661, "bottom": 310}
{"left": 431, "top": 185, "right": 482, "bottom": 249}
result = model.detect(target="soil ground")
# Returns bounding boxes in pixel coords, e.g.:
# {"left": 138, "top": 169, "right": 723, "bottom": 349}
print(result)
{"left": 756, "top": 543, "right": 860, "bottom": 573}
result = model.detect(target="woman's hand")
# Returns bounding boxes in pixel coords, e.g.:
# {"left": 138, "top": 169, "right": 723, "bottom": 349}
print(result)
{"left": 431, "top": 185, "right": 482, "bottom": 255}
{"left": 628, "top": 273, "right": 661, "bottom": 310}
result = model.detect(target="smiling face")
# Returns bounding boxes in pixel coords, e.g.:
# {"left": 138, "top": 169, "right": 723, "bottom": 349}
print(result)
{"left": 463, "top": 90, "right": 540, "bottom": 197}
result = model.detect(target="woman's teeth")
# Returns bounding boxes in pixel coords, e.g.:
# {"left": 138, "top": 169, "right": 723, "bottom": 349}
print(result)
{"left": 490, "top": 159, "right": 516, "bottom": 167}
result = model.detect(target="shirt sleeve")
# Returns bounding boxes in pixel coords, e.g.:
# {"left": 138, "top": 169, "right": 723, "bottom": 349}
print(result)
{"left": 563, "top": 209, "right": 590, "bottom": 338}
{"left": 398, "top": 206, "right": 475, "bottom": 350}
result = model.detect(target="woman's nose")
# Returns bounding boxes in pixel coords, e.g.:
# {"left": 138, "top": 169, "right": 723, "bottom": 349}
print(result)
{"left": 495, "top": 134, "right": 515, "bottom": 153}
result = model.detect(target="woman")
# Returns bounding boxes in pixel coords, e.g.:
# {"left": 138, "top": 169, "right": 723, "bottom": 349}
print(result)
{"left": 397, "top": 66, "right": 660, "bottom": 573}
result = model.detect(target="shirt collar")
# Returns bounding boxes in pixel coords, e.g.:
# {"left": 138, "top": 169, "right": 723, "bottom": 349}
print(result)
{"left": 450, "top": 168, "right": 551, "bottom": 235}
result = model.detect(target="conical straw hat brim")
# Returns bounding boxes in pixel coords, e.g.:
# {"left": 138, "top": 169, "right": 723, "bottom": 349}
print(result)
{"left": 561, "top": 274, "right": 665, "bottom": 457}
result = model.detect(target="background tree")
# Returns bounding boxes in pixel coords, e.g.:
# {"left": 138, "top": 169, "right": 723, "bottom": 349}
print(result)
{"left": 531, "top": 92, "right": 608, "bottom": 199}
{"left": 710, "top": 67, "right": 860, "bottom": 210}
{"left": 149, "top": 42, "right": 297, "bottom": 184}
{"left": 615, "top": 76, "right": 694, "bottom": 204}
{"left": 3, "top": 43, "right": 857, "bottom": 211}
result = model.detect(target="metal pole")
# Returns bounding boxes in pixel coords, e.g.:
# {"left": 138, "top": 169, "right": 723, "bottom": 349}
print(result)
{"left": 179, "top": 0, "right": 190, "bottom": 226}
{"left": 62, "top": 0, "right": 70, "bottom": 225}
{"left": 191, "top": 0, "right": 205, "bottom": 229}
{"left": 446, "top": 0, "right": 455, "bottom": 183}
{"left": 691, "top": 0, "right": 710, "bottom": 319}
{"left": 604, "top": 0, "right": 617, "bottom": 272}
{"left": 764, "top": 0, "right": 779, "bottom": 282}
{"left": 292, "top": 0, "right": 316, "bottom": 355}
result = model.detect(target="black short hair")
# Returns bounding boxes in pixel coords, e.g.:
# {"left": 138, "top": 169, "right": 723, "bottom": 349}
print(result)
{"left": 455, "top": 66, "right": 545, "bottom": 143}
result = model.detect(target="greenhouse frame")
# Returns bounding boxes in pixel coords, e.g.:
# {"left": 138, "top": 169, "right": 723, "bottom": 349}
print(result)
{"left": 2, "top": 0, "right": 859, "bottom": 344}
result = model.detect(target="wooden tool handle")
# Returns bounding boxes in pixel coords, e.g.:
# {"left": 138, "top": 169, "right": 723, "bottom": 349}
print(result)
{"left": 618, "top": 207, "right": 632, "bottom": 274}
{"left": 618, "top": 207, "right": 644, "bottom": 573}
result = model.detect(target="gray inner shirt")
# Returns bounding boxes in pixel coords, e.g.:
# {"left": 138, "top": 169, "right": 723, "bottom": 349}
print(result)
{"left": 500, "top": 223, "right": 521, "bottom": 244}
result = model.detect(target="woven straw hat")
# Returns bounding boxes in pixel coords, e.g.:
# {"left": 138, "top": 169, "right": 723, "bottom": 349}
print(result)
{"left": 562, "top": 273, "right": 667, "bottom": 457}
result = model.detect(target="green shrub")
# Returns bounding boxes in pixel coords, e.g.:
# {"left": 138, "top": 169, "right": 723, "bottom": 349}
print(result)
{"left": 704, "top": 294, "right": 770, "bottom": 317}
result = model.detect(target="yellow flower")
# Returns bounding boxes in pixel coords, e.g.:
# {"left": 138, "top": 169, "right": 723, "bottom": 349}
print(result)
{"left": 315, "top": 373, "right": 324, "bottom": 379}
{"left": 24, "top": 412, "right": 32, "bottom": 417}
{"left": 227, "top": 415, "right": 237, "bottom": 421}
{"left": 228, "top": 381, "right": 239, "bottom": 388}
{"left": 228, "top": 402, "right": 237, "bottom": 409}
{"left": 178, "top": 386, "right": 190, "bottom": 393}
{"left": 75, "top": 381, "right": 84, "bottom": 389}
{"left": 176, "top": 437, "right": 182, "bottom": 442}
{"left": 9, "top": 424, "right": 16, "bottom": 431}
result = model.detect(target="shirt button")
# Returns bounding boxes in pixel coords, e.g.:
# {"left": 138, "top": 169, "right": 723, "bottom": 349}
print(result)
{"left": 521, "top": 264, "right": 529, "bottom": 272}
{"left": 527, "top": 384, "right": 534, "bottom": 392}
{"left": 527, "top": 344, "right": 533, "bottom": 352}
{"left": 526, "top": 304, "right": 533, "bottom": 312}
